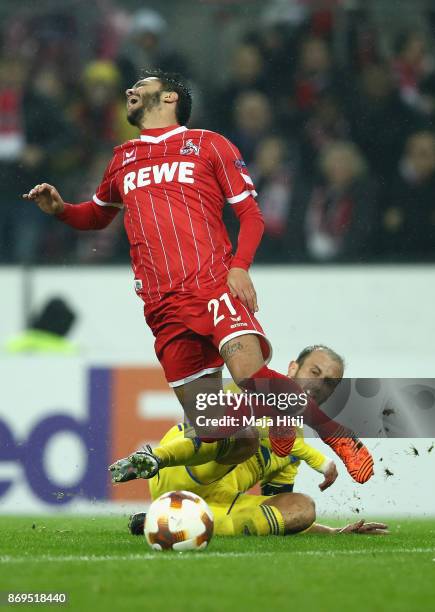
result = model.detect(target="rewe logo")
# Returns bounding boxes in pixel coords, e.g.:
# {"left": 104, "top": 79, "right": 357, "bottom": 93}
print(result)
{"left": 124, "top": 161, "right": 195, "bottom": 194}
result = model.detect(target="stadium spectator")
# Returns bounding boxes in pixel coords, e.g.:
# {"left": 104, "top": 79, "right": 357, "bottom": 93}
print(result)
{"left": 298, "top": 89, "right": 351, "bottom": 173}
{"left": 391, "top": 29, "right": 435, "bottom": 117}
{"left": 349, "top": 63, "right": 425, "bottom": 183}
{"left": 24, "top": 68, "right": 78, "bottom": 177}
{"left": 291, "top": 36, "right": 340, "bottom": 114}
{"left": 116, "top": 9, "right": 190, "bottom": 93}
{"left": 212, "top": 43, "right": 267, "bottom": 131}
{"left": 274, "top": 34, "right": 351, "bottom": 138}
{"left": 22, "top": 67, "right": 79, "bottom": 262}
{"left": 250, "top": 137, "right": 295, "bottom": 262}
{"left": 381, "top": 131, "right": 435, "bottom": 259}
{"left": 303, "top": 141, "right": 376, "bottom": 262}
{"left": 0, "top": 58, "right": 76, "bottom": 262}
{"left": 255, "top": 8, "right": 306, "bottom": 94}
{"left": 71, "top": 60, "right": 138, "bottom": 165}
{"left": 229, "top": 91, "right": 274, "bottom": 163}
{"left": 25, "top": 11, "right": 80, "bottom": 92}
{"left": 0, "top": 57, "right": 27, "bottom": 262}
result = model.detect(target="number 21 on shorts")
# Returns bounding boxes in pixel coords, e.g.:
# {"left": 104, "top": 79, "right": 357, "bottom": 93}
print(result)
{"left": 208, "top": 292, "right": 237, "bottom": 326}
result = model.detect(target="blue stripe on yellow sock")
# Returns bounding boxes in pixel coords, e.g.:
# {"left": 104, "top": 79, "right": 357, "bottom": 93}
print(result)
{"left": 262, "top": 505, "right": 280, "bottom": 535}
{"left": 260, "top": 505, "right": 275, "bottom": 535}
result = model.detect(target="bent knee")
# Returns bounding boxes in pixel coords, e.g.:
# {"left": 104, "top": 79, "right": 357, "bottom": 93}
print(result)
{"left": 295, "top": 493, "right": 316, "bottom": 531}
{"left": 266, "top": 492, "right": 316, "bottom": 534}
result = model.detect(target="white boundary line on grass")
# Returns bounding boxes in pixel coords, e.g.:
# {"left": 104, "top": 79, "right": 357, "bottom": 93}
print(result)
{"left": 1, "top": 549, "right": 435, "bottom": 563}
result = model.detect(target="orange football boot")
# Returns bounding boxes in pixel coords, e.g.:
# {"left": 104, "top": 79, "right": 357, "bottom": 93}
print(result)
{"left": 323, "top": 427, "right": 374, "bottom": 483}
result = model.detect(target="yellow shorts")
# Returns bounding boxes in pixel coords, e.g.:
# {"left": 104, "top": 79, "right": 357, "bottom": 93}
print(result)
{"left": 209, "top": 491, "right": 271, "bottom": 535}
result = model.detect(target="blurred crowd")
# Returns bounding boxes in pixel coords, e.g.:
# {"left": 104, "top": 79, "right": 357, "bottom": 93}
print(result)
{"left": 1, "top": 2, "right": 435, "bottom": 265}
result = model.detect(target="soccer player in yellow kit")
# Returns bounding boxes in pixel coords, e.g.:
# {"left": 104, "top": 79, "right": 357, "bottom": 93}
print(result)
{"left": 147, "top": 422, "right": 333, "bottom": 536}
{"left": 129, "top": 423, "right": 387, "bottom": 537}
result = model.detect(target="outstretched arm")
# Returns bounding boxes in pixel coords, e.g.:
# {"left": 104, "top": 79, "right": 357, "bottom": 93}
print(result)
{"left": 308, "top": 519, "right": 389, "bottom": 535}
{"left": 23, "top": 183, "right": 119, "bottom": 230}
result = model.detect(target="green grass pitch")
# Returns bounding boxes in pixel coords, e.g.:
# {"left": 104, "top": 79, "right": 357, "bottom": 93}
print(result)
{"left": 1, "top": 516, "right": 434, "bottom": 611}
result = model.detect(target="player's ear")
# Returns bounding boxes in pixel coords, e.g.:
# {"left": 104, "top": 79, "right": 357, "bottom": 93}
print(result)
{"left": 162, "top": 91, "right": 179, "bottom": 104}
{"left": 287, "top": 360, "right": 299, "bottom": 378}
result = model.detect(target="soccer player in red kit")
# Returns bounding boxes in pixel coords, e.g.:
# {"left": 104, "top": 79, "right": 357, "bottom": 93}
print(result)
{"left": 23, "top": 70, "right": 373, "bottom": 484}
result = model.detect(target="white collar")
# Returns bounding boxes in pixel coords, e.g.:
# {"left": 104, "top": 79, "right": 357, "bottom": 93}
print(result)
{"left": 140, "top": 125, "right": 187, "bottom": 144}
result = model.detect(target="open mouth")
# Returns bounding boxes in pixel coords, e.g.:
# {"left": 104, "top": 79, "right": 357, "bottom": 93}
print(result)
{"left": 127, "top": 96, "right": 140, "bottom": 108}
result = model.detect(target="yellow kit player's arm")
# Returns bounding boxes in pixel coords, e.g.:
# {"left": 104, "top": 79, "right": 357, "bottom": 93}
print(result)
{"left": 261, "top": 432, "right": 338, "bottom": 495}
{"left": 290, "top": 435, "right": 332, "bottom": 473}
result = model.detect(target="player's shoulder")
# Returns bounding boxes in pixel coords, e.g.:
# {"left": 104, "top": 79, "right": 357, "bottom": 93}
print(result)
{"left": 106, "top": 138, "right": 142, "bottom": 171}
{"left": 186, "top": 128, "right": 236, "bottom": 148}
{"left": 188, "top": 130, "right": 241, "bottom": 163}
{"left": 113, "top": 138, "right": 141, "bottom": 154}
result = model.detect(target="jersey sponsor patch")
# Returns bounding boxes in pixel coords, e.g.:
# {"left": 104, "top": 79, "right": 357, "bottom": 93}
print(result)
{"left": 123, "top": 161, "right": 196, "bottom": 194}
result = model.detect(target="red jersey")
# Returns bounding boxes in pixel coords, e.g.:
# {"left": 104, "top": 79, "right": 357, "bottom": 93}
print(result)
{"left": 60, "top": 125, "right": 263, "bottom": 304}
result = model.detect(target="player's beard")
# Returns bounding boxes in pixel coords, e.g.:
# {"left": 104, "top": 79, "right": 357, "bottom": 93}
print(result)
{"left": 127, "top": 91, "right": 162, "bottom": 127}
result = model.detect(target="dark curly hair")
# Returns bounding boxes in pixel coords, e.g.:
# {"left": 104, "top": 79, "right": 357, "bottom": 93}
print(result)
{"left": 140, "top": 69, "right": 192, "bottom": 125}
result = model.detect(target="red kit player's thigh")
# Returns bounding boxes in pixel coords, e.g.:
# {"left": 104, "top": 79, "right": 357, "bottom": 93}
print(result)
{"left": 144, "top": 297, "right": 223, "bottom": 387}
{"left": 181, "top": 285, "right": 272, "bottom": 363}
{"left": 158, "top": 330, "right": 224, "bottom": 388}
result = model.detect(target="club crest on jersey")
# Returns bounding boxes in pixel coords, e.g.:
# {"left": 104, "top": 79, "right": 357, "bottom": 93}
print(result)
{"left": 180, "top": 140, "right": 200, "bottom": 156}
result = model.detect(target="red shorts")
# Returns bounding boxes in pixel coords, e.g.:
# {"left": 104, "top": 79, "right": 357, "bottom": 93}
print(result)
{"left": 143, "top": 284, "right": 271, "bottom": 387}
